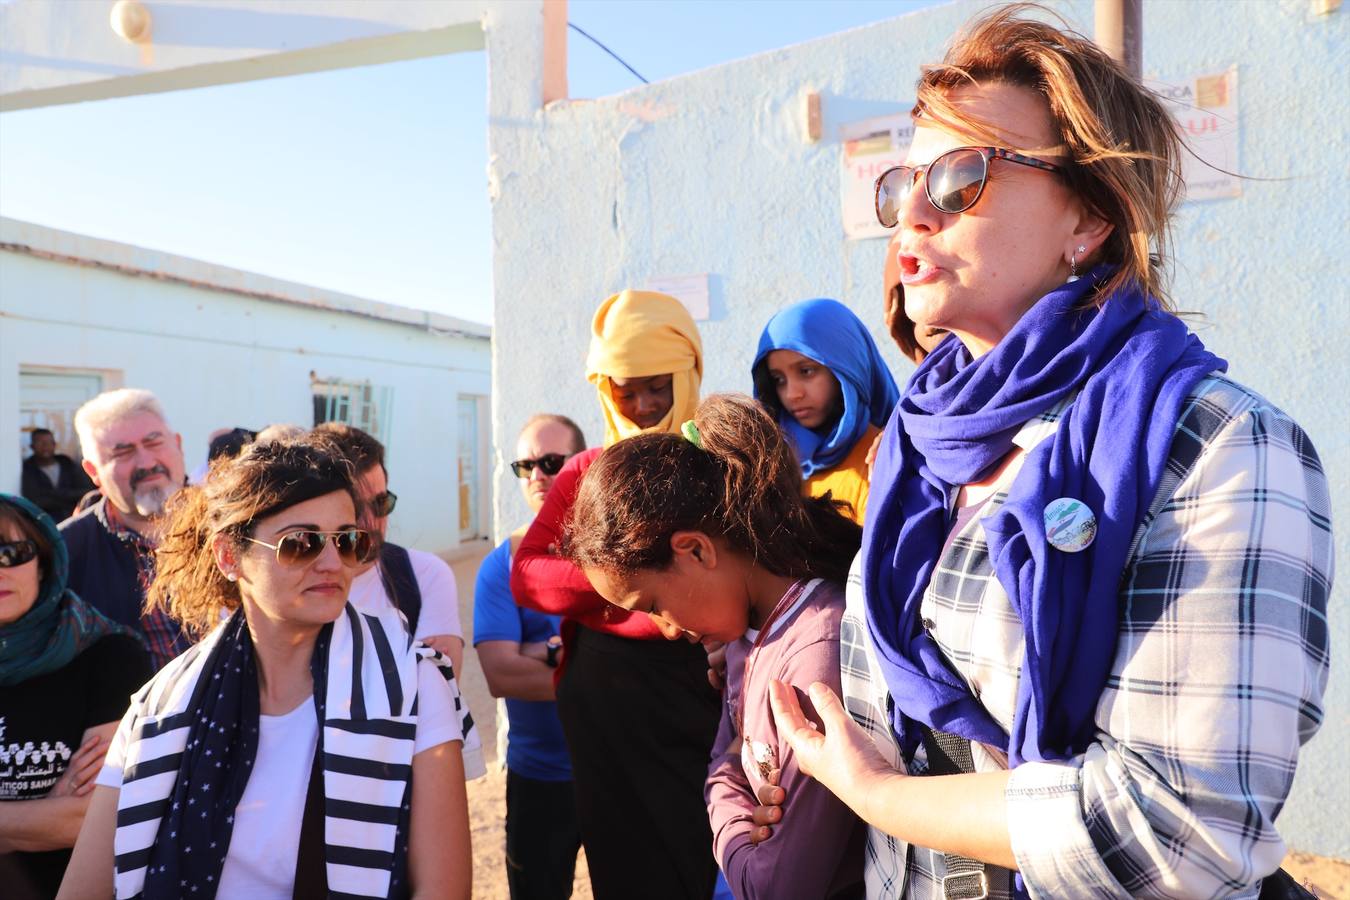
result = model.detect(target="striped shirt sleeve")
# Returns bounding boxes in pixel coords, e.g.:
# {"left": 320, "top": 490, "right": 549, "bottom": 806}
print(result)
{"left": 1007, "top": 396, "right": 1333, "bottom": 898}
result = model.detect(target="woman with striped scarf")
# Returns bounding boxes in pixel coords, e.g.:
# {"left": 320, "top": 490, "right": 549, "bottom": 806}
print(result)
{"left": 58, "top": 441, "right": 474, "bottom": 899}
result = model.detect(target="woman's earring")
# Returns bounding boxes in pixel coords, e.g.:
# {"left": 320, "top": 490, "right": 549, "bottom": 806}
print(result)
{"left": 1067, "top": 244, "right": 1087, "bottom": 283}
{"left": 226, "top": 573, "right": 238, "bottom": 582}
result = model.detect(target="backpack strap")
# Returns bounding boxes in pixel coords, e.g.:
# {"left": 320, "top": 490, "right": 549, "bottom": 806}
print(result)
{"left": 378, "top": 542, "right": 423, "bottom": 638}
{"left": 917, "top": 723, "right": 989, "bottom": 900}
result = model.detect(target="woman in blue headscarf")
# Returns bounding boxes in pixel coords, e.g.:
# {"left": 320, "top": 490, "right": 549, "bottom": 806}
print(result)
{"left": 753, "top": 298, "right": 899, "bottom": 522}
{"left": 0, "top": 494, "right": 150, "bottom": 897}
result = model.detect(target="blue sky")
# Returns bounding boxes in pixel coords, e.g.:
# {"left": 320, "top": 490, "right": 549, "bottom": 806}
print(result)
{"left": 0, "top": 0, "right": 939, "bottom": 325}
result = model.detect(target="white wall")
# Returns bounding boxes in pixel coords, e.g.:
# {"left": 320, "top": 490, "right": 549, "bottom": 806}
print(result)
{"left": 485, "top": 0, "right": 1350, "bottom": 855}
{"left": 1, "top": 221, "right": 491, "bottom": 554}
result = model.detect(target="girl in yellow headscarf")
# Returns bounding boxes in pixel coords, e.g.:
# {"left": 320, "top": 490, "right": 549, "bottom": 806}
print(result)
{"left": 586, "top": 289, "right": 703, "bottom": 446}
{"left": 512, "top": 290, "right": 721, "bottom": 899}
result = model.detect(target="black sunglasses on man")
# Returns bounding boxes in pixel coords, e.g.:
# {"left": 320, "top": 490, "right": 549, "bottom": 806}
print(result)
{"left": 510, "top": 453, "right": 571, "bottom": 479}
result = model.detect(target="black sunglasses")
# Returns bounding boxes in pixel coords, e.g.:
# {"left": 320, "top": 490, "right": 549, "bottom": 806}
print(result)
{"left": 370, "top": 490, "right": 398, "bottom": 517}
{"left": 511, "top": 453, "right": 569, "bottom": 479}
{"left": 874, "top": 145, "right": 1063, "bottom": 225}
{"left": 245, "top": 529, "right": 375, "bottom": 567}
{"left": 0, "top": 539, "right": 38, "bottom": 568}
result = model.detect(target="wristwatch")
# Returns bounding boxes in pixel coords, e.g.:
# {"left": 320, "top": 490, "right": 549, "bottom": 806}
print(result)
{"left": 545, "top": 635, "right": 563, "bottom": 668}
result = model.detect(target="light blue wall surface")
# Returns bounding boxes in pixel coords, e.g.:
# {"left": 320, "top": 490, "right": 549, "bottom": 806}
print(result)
{"left": 489, "top": 0, "right": 1349, "bottom": 856}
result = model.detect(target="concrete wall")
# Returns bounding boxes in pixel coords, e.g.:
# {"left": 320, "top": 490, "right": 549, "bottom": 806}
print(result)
{"left": 485, "top": 0, "right": 1349, "bottom": 855}
{"left": 1, "top": 219, "right": 491, "bottom": 554}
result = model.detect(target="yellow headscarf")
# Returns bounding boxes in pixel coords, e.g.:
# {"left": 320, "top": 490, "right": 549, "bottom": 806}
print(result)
{"left": 585, "top": 290, "right": 703, "bottom": 447}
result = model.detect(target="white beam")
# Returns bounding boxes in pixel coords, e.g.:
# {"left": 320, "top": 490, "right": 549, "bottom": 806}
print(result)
{"left": 1, "top": 0, "right": 491, "bottom": 111}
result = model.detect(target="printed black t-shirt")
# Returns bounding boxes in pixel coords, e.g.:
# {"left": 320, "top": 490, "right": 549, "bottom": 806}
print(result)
{"left": 0, "top": 633, "right": 152, "bottom": 897}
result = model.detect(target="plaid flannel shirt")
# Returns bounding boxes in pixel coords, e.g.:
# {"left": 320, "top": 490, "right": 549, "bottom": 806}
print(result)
{"left": 841, "top": 374, "right": 1333, "bottom": 899}
{"left": 98, "top": 499, "right": 192, "bottom": 670}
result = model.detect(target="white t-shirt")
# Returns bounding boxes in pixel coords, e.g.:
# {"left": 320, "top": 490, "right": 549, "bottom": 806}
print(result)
{"left": 98, "top": 660, "right": 462, "bottom": 900}
{"left": 348, "top": 548, "right": 462, "bottom": 642}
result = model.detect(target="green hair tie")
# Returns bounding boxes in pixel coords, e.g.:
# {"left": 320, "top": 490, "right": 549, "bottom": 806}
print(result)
{"left": 680, "top": 419, "right": 703, "bottom": 449}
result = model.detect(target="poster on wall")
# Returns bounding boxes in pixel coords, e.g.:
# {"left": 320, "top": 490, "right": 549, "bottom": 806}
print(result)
{"left": 840, "top": 112, "right": 915, "bottom": 240}
{"left": 645, "top": 273, "right": 710, "bottom": 320}
{"left": 1151, "top": 67, "right": 1240, "bottom": 202}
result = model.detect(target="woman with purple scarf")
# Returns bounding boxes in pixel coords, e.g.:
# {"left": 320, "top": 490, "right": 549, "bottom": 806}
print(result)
{"left": 766, "top": 9, "right": 1332, "bottom": 900}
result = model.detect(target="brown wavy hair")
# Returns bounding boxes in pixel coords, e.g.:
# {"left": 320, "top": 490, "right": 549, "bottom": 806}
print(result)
{"left": 146, "top": 441, "right": 358, "bottom": 636}
{"left": 915, "top": 4, "right": 1184, "bottom": 308}
{"left": 311, "top": 421, "right": 385, "bottom": 475}
{"left": 563, "top": 394, "right": 862, "bottom": 585}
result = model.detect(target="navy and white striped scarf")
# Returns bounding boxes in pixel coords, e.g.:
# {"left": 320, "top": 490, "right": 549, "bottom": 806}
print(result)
{"left": 113, "top": 603, "right": 475, "bottom": 899}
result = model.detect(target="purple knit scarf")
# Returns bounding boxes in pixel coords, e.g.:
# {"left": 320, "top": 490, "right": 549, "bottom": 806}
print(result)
{"left": 863, "top": 268, "right": 1225, "bottom": 766}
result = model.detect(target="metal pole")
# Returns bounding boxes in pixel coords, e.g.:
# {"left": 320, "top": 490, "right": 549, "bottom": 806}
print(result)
{"left": 1095, "top": 0, "right": 1143, "bottom": 79}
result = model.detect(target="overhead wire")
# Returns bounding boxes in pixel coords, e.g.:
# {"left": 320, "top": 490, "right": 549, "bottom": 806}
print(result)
{"left": 568, "top": 21, "right": 650, "bottom": 85}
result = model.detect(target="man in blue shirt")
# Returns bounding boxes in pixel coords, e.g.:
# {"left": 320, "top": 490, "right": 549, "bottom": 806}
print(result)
{"left": 474, "top": 414, "right": 586, "bottom": 900}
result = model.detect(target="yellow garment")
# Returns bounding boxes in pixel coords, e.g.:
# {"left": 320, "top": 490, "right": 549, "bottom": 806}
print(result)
{"left": 805, "top": 424, "right": 880, "bottom": 524}
{"left": 585, "top": 290, "right": 703, "bottom": 447}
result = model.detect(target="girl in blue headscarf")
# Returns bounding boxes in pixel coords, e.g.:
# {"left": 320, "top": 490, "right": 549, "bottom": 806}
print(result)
{"left": 753, "top": 298, "right": 899, "bottom": 522}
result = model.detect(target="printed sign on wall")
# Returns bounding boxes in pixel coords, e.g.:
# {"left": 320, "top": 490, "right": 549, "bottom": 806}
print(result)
{"left": 645, "top": 274, "right": 711, "bottom": 320}
{"left": 840, "top": 112, "right": 915, "bottom": 240}
{"left": 1151, "top": 67, "right": 1241, "bottom": 202}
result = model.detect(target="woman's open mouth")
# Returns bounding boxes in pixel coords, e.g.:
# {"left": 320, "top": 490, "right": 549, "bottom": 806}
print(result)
{"left": 899, "top": 254, "right": 942, "bottom": 286}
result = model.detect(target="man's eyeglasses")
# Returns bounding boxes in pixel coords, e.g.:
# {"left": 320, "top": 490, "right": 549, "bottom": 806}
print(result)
{"left": 0, "top": 539, "right": 38, "bottom": 568}
{"left": 245, "top": 529, "right": 375, "bottom": 567}
{"left": 874, "top": 146, "right": 1064, "bottom": 225}
{"left": 510, "top": 454, "right": 570, "bottom": 479}
{"left": 370, "top": 491, "right": 398, "bottom": 518}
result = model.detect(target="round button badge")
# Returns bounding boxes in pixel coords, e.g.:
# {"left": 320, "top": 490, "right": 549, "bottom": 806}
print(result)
{"left": 1043, "top": 497, "right": 1097, "bottom": 553}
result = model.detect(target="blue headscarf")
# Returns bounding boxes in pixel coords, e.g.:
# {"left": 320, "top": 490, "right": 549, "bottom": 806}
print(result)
{"left": 863, "top": 268, "right": 1224, "bottom": 769}
{"left": 753, "top": 299, "right": 899, "bottom": 477}
{"left": 0, "top": 493, "right": 138, "bottom": 686}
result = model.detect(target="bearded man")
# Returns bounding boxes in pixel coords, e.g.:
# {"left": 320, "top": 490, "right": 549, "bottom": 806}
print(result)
{"left": 61, "top": 388, "right": 191, "bottom": 669}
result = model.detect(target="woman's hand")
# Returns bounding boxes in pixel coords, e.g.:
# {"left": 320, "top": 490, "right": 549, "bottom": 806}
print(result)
{"left": 49, "top": 732, "right": 108, "bottom": 799}
{"left": 769, "top": 679, "right": 900, "bottom": 813}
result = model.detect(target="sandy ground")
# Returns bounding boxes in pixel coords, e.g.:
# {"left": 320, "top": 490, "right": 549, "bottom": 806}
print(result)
{"left": 444, "top": 542, "right": 1348, "bottom": 900}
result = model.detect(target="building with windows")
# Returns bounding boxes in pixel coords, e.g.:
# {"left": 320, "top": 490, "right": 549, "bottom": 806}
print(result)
{"left": 1, "top": 216, "right": 491, "bottom": 553}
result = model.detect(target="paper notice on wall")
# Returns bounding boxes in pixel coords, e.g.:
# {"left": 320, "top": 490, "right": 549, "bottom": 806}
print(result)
{"left": 840, "top": 112, "right": 915, "bottom": 240}
{"left": 645, "top": 274, "right": 710, "bottom": 320}
{"left": 1151, "top": 67, "right": 1240, "bottom": 202}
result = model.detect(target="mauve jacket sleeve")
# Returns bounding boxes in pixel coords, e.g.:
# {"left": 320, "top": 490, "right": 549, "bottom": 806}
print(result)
{"left": 705, "top": 639, "right": 863, "bottom": 900}
{"left": 509, "top": 448, "right": 659, "bottom": 638}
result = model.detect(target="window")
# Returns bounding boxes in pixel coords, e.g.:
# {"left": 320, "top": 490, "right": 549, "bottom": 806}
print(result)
{"left": 18, "top": 368, "right": 111, "bottom": 463}
{"left": 311, "top": 377, "right": 392, "bottom": 444}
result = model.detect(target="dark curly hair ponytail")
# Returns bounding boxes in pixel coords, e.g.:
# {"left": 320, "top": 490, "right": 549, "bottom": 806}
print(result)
{"left": 564, "top": 394, "right": 862, "bottom": 584}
